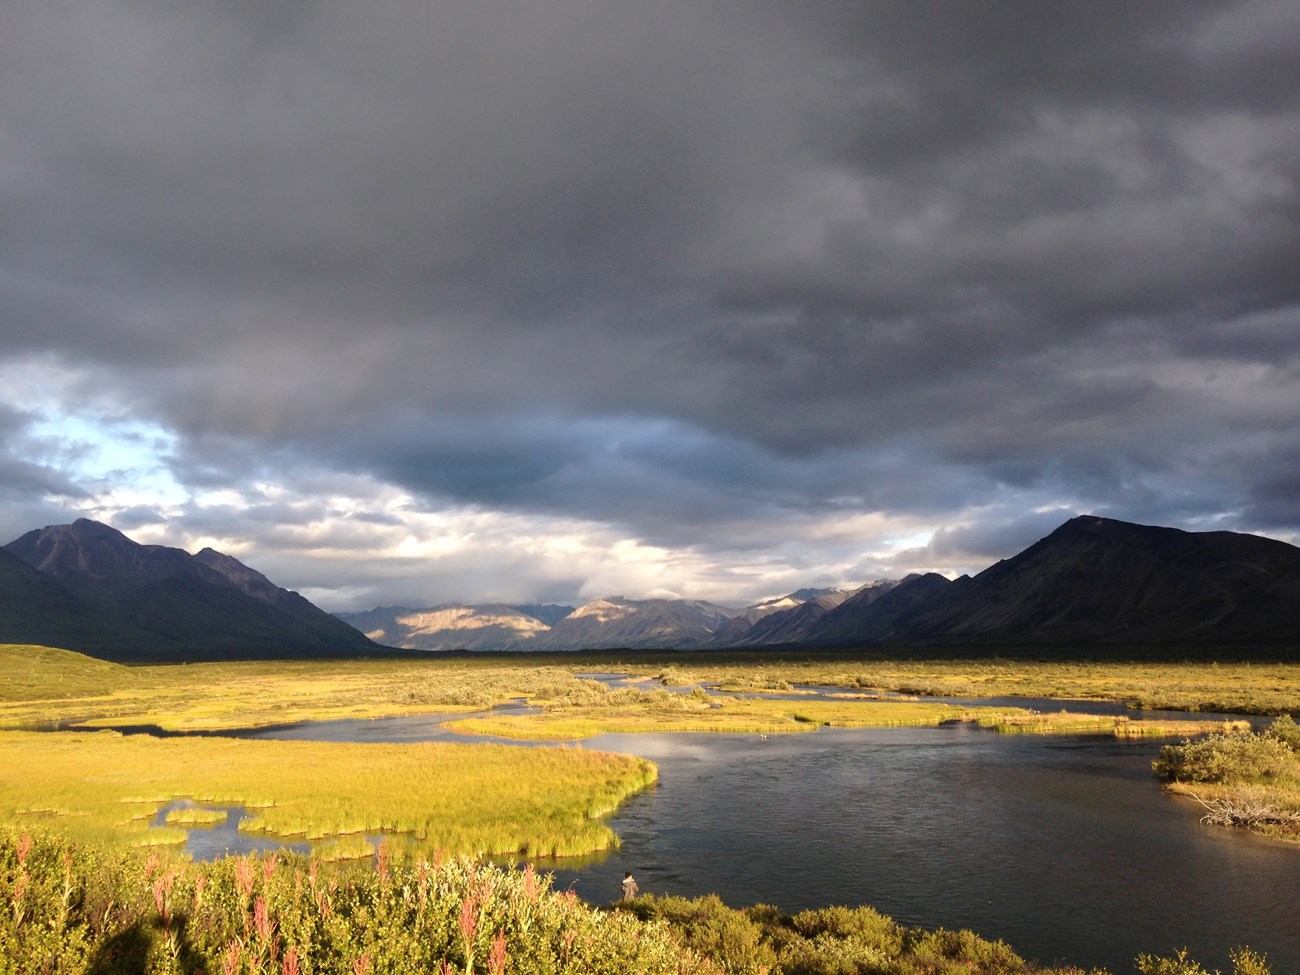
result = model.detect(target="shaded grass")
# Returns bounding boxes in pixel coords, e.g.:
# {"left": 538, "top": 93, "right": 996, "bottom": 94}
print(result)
{"left": 0, "top": 729, "right": 656, "bottom": 860}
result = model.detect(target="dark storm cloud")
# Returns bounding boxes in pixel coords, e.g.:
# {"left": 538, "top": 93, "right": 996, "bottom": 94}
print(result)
{"left": 2, "top": 0, "right": 1298, "bottom": 596}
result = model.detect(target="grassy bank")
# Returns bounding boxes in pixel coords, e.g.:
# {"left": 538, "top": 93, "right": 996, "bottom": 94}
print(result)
{"left": 5, "top": 645, "right": 1297, "bottom": 733}
{"left": 0, "top": 730, "right": 655, "bottom": 860}
{"left": 0, "top": 829, "right": 1276, "bottom": 975}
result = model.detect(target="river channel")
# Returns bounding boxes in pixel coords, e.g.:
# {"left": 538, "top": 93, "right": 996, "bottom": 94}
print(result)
{"left": 158, "top": 689, "right": 1297, "bottom": 974}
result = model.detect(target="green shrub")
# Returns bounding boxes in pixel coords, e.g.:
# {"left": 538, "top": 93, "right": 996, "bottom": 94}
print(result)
{"left": 619, "top": 893, "right": 776, "bottom": 974}
{"left": 1136, "top": 948, "right": 1215, "bottom": 975}
{"left": 1263, "top": 714, "right": 1300, "bottom": 754}
{"left": 0, "top": 829, "right": 713, "bottom": 975}
{"left": 1153, "top": 732, "right": 1294, "bottom": 783}
{"left": 0, "top": 828, "right": 1273, "bottom": 975}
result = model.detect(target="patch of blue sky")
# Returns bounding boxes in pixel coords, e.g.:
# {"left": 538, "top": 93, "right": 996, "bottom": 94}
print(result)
{"left": 26, "top": 412, "right": 187, "bottom": 506}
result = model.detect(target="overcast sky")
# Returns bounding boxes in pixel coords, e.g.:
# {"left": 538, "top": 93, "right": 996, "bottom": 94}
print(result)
{"left": 3, "top": 1, "right": 1298, "bottom": 611}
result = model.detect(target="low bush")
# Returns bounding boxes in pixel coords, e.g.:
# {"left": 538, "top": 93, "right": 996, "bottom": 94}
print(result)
{"left": 1153, "top": 730, "right": 1294, "bottom": 784}
{"left": 1262, "top": 714, "right": 1300, "bottom": 753}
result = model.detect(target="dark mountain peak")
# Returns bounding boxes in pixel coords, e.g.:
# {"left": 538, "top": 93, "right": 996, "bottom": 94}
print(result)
{"left": 3, "top": 520, "right": 379, "bottom": 661}
{"left": 6, "top": 519, "right": 194, "bottom": 597}
{"left": 911, "top": 517, "right": 1300, "bottom": 646}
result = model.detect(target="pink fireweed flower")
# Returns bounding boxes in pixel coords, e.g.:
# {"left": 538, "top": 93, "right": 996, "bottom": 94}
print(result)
{"left": 489, "top": 931, "right": 508, "bottom": 975}
{"left": 459, "top": 893, "right": 480, "bottom": 944}
{"left": 193, "top": 874, "right": 208, "bottom": 909}
{"left": 153, "top": 871, "right": 177, "bottom": 923}
{"left": 254, "top": 895, "right": 274, "bottom": 943}
{"left": 222, "top": 941, "right": 242, "bottom": 975}
{"left": 235, "top": 857, "right": 257, "bottom": 901}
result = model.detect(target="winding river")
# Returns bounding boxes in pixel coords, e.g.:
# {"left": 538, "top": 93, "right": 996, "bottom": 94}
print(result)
{"left": 158, "top": 690, "right": 1297, "bottom": 974}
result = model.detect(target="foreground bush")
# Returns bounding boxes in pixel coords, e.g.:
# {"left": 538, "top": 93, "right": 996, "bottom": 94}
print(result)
{"left": 0, "top": 829, "right": 710, "bottom": 975}
{"left": 0, "top": 830, "right": 1276, "bottom": 975}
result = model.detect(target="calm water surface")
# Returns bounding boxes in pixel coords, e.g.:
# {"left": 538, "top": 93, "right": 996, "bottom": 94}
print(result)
{"left": 158, "top": 692, "right": 1298, "bottom": 974}
{"left": 541, "top": 725, "right": 1300, "bottom": 974}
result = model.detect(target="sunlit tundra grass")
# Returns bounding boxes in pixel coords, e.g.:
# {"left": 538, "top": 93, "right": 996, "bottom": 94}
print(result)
{"left": 445, "top": 682, "right": 1253, "bottom": 741}
{"left": 0, "top": 729, "right": 655, "bottom": 860}
{"left": 2, "top": 644, "right": 1291, "bottom": 857}
{"left": 448, "top": 688, "right": 1037, "bottom": 739}
{"left": 4, "top": 645, "right": 1297, "bottom": 732}
{"left": 642, "top": 657, "right": 1300, "bottom": 715}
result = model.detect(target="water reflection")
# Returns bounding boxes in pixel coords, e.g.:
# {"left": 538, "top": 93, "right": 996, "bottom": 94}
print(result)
{"left": 153, "top": 800, "right": 311, "bottom": 860}
{"left": 542, "top": 726, "right": 1300, "bottom": 975}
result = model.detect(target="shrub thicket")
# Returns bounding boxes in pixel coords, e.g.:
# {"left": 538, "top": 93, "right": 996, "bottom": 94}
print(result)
{"left": 1153, "top": 718, "right": 1300, "bottom": 784}
{"left": 0, "top": 830, "right": 1276, "bottom": 975}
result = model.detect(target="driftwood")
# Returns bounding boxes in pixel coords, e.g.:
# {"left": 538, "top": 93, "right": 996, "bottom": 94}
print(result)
{"left": 1189, "top": 792, "right": 1300, "bottom": 829}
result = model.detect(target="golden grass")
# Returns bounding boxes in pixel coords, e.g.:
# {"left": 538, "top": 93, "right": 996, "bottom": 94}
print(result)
{"left": 4, "top": 645, "right": 1295, "bottom": 733}
{"left": 0, "top": 645, "right": 607, "bottom": 731}
{"left": 625, "top": 657, "right": 1300, "bottom": 716}
{"left": 163, "top": 806, "right": 227, "bottom": 826}
{"left": 976, "top": 711, "right": 1253, "bottom": 738}
{"left": 449, "top": 694, "right": 1035, "bottom": 739}
{"left": 3, "top": 644, "right": 1287, "bottom": 862}
{"left": 0, "top": 729, "right": 656, "bottom": 860}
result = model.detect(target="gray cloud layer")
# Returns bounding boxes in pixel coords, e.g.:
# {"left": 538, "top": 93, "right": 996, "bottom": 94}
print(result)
{"left": 2, "top": 1, "right": 1298, "bottom": 606}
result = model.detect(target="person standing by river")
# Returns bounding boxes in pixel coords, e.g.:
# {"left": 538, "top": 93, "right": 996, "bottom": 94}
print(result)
{"left": 621, "top": 871, "right": 640, "bottom": 901}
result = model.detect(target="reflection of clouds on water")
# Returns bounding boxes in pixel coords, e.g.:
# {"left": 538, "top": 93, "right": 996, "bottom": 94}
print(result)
{"left": 152, "top": 799, "right": 311, "bottom": 860}
{"left": 579, "top": 733, "right": 731, "bottom": 762}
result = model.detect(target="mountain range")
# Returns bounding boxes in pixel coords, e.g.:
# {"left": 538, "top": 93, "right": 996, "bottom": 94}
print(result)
{"left": 339, "top": 516, "right": 1300, "bottom": 652}
{"left": 2, "top": 515, "right": 1298, "bottom": 661}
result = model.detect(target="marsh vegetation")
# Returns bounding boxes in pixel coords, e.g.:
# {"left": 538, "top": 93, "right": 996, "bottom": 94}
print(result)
{"left": 1, "top": 643, "right": 1296, "bottom": 971}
